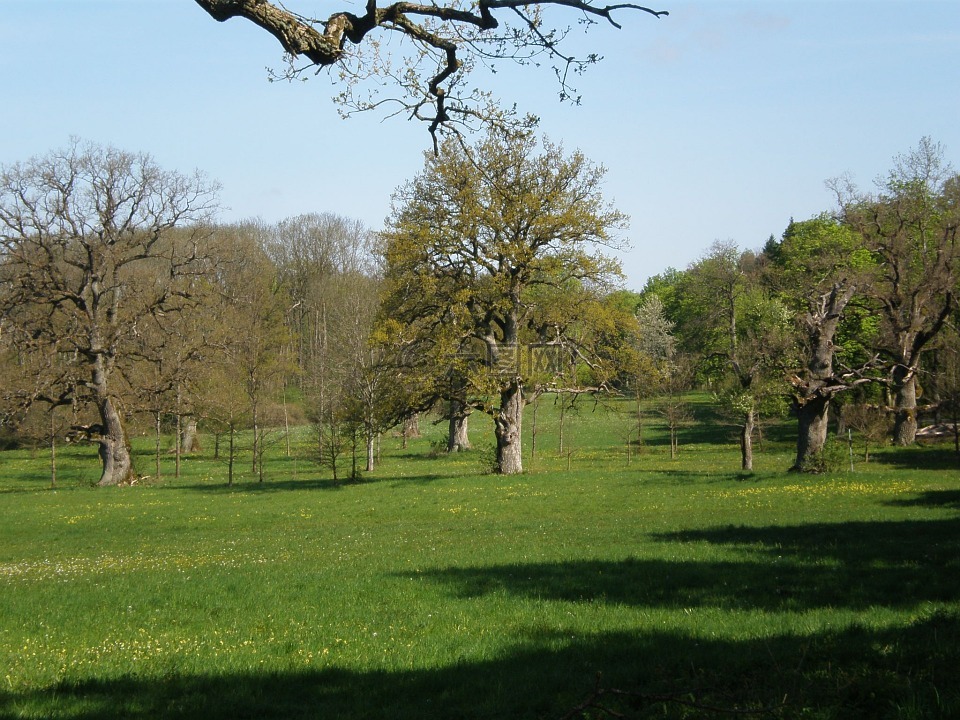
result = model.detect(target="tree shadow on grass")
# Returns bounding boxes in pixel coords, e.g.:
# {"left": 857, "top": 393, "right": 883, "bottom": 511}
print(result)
{"left": 632, "top": 469, "right": 791, "bottom": 486}
{"left": 886, "top": 489, "right": 960, "bottom": 510}
{"left": 675, "top": 421, "right": 737, "bottom": 446}
{"left": 654, "top": 517, "right": 960, "bottom": 607}
{"left": 162, "top": 477, "right": 344, "bottom": 493}
{"left": 1, "top": 615, "right": 957, "bottom": 719}
{"left": 165, "top": 474, "right": 449, "bottom": 493}
{"left": 872, "top": 446, "right": 959, "bottom": 470}
{"left": 387, "top": 473, "right": 451, "bottom": 488}
{"left": 410, "top": 517, "right": 960, "bottom": 612}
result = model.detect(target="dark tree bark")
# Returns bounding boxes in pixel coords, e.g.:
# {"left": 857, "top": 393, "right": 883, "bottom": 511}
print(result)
{"left": 793, "top": 395, "right": 831, "bottom": 469}
{"left": 95, "top": 395, "right": 133, "bottom": 486}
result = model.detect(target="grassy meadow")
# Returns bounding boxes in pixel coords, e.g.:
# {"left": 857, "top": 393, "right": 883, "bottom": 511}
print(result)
{"left": 1, "top": 396, "right": 958, "bottom": 719}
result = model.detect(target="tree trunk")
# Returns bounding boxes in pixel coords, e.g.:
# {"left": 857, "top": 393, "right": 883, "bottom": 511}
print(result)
{"left": 366, "top": 430, "right": 375, "bottom": 472}
{"left": 792, "top": 396, "right": 830, "bottom": 471}
{"left": 790, "top": 282, "right": 857, "bottom": 471}
{"left": 181, "top": 418, "right": 201, "bottom": 453}
{"left": 351, "top": 431, "right": 358, "bottom": 480}
{"left": 228, "top": 424, "right": 235, "bottom": 486}
{"left": 251, "top": 402, "right": 259, "bottom": 473}
{"left": 258, "top": 433, "right": 266, "bottom": 483}
{"left": 155, "top": 411, "right": 162, "bottom": 478}
{"left": 740, "top": 407, "right": 755, "bottom": 471}
{"left": 95, "top": 394, "right": 133, "bottom": 486}
{"left": 282, "top": 382, "right": 291, "bottom": 457}
{"left": 447, "top": 399, "right": 471, "bottom": 452}
{"left": 558, "top": 397, "right": 566, "bottom": 454}
{"left": 175, "top": 412, "right": 182, "bottom": 479}
{"left": 50, "top": 412, "right": 57, "bottom": 489}
{"left": 494, "top": 381, "right": 524, "bottom": 474}
{"left": 892, "top": 367, "right": 918, "bottom": 446}
{"left": 403, "top": 413, "right": 421, "bottom": 447}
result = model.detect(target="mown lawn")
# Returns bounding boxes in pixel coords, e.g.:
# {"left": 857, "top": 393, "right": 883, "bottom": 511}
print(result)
{"left": 1, "top": 397, "right": 958, "bottom": 718}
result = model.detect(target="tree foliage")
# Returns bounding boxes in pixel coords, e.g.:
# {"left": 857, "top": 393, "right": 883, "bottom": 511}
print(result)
{"left": 835, "top": 137, "right": 960, "bottom": 444}
{"left": 379, "top": 129, "right": 627, "bottom": 472}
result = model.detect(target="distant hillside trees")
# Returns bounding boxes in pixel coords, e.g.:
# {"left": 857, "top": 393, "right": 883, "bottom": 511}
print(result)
{"left": 262, "top": 213, "right": 383, "bottom": 478}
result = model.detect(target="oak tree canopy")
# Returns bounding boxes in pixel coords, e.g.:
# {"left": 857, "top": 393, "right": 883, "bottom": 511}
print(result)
{"left": 193, "top": 0, "right": 667, "bottom": 149}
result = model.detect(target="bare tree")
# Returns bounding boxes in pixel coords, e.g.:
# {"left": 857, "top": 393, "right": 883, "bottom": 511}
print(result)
{"left": 264, "top": 213, "right": 375, "bottom": 380}
{"left": 210, "top": 223, "right": 295, "bottom": 481}
{"left": 334, "top": 273, "right": 387, "bottom": 473}
{"left": 841, "top": 403, "right": 891, "bottom": 462}
{"left": 192, "top": 0, "right": 667, "bottom": 148}
{"left": 262, "top": 213, "right": 385, "bottom": 476}
{"left": 0, "top": 140, "right": 219, "bottom": 486}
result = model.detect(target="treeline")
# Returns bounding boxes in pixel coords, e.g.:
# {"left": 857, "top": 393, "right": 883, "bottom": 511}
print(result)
{"left": 2, "top": 135, "right": 959, "bottom": 485}
{"left": 637, "top": 137, "right": 960, "bottom": 470}
{"left": 0, "top": 139, "right": 385, "bottom": 485}
{"left": 0, "top": 210, "right": 386, "bottom": 486}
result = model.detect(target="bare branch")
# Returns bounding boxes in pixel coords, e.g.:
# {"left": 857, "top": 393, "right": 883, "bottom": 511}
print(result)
{"left": 193, "top": 0, "right": 667, "bottom": 138}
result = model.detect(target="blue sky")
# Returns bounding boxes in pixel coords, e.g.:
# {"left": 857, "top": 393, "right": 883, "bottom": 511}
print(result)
{"left": 2, "top": 1, "right": 958, "bottom": 288}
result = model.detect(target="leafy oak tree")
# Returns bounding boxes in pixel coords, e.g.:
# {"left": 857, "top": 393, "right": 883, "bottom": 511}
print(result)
{"left": 0, "top": 140, "right": 219, "bottom": 486}
{"left": 379, "top": 129, "right": 627, "bottom": 473}
{"left": 192, "top": 0, "right": 667, "bottom": 148}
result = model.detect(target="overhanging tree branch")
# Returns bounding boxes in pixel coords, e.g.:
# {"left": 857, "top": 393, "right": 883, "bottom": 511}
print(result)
{"left": 193, "top": 0, "right": 667, "bottom": 140}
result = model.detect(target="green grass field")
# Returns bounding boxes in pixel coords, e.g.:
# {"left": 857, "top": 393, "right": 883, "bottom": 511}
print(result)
{"left": 1, "top": 397, "right": 958, "bottom": 719}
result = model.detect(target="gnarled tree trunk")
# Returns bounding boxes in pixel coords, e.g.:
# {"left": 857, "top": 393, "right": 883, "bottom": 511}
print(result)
{"left": 494, "top": 381, "right": 523, "bottom": 474}
{"left": 181, "top": 418, "right": 201, "bottom": 453}
{"left": 95, "top": 395, "right": 133, "bottom": 486}
{"left": 793, "top": 396, "right": 830, "bottom": 471}
{"left": 892, "top": 366, "right": 918, "bottom": 446}
{"left": 790, "top": 282, "right": 857, "bottom": 471}
{"left": 447, "top": 398, "right": 471, "bottom": 452}
{"left": 91, "top": 355, "right": 133, "bottom": 486}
